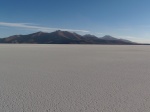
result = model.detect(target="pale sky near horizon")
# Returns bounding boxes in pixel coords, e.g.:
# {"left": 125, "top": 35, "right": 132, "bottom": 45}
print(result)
{"left": 1, "top": 0, "right": 150, "bottom": 43}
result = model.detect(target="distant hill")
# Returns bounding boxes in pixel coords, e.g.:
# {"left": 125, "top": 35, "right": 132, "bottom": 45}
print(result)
{"left": 0, "top": 30, "right": 140, "bottom": 44}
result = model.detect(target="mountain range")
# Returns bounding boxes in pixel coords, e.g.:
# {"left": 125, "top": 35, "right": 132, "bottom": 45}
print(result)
{"left": 0, "top": 30, "right": 141, "bottom": 44}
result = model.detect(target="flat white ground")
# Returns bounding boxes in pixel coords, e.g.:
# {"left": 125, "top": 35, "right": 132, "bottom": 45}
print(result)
{"left": 0, "top": 45, "right": 150, "bottom": 112}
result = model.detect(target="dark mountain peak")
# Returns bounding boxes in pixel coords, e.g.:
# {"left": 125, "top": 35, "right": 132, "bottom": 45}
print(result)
{"left": 55, "top": 30, "right": 62, "bottom": 32}
{"left": 52, "top": 30, "right": 83, "bottom": 40}
{"left": 53, "top": 30, "right": 68, "bottom": 37}
{"left": 54, "top": 30, "right": 71, "bottom": 34}
{"left": 30, "top": 31, "right": 48, "bottom": 37}
{"left": 84, "top": 34, "right": 97, "bottom": 38}
{"left": 83, "top": 34, "right": 98, "bottom": 40}
{"left": 101, "top": 35, "right": 118, "bottom": 40}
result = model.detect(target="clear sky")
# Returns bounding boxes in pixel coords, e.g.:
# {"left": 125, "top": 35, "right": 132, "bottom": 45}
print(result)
{"left": 1, "top": 0, "right": 150, "bottom": 43}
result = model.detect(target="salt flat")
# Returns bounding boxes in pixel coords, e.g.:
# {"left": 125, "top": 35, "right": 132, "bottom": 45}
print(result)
{"left": 0, "top": 44, "right": 150, "bottom": 112}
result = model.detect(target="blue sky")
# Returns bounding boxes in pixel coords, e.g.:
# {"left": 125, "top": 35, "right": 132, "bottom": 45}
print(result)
{"left": 1, "top": 0, "right": 150, "bottom": 43}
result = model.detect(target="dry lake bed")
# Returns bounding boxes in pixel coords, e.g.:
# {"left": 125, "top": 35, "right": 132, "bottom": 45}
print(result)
{"left": 0, "top": 44, "right": 150, "bottom": 112}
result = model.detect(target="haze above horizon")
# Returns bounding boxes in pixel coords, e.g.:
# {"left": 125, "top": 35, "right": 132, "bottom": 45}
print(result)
{"left": 0, "top": 0, "right": 150, "bottom": 43}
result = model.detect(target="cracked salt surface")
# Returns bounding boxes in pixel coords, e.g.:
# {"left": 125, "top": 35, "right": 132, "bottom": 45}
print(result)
{"left": 0, "top": 44, "right": 150, "bottom": 112}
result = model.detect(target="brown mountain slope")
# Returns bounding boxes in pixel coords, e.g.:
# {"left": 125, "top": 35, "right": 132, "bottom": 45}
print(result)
{"left": 0, "top": 30, "right": 139, "bottom": 44}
